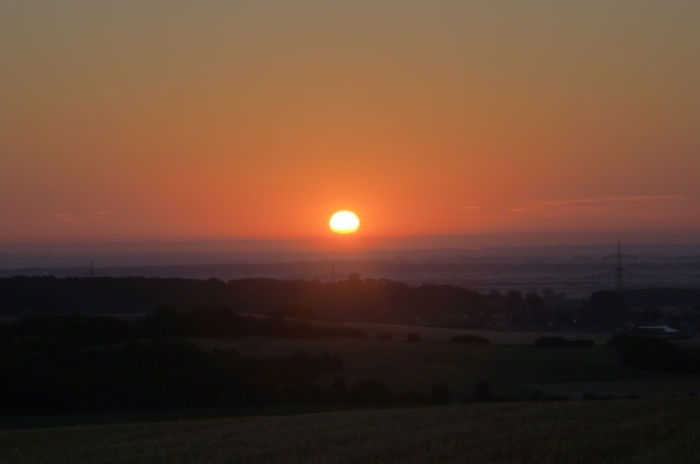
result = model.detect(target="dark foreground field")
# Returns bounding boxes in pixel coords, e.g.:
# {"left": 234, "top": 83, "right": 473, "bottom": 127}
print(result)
{"left": 2, "top": 397, "right": 699, "bottom": 464}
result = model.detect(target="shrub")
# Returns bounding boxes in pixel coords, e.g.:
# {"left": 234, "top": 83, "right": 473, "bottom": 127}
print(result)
{"left": 325, "top": 378, "right": 349, "bottom": 402}
{"left": 271, "top": 305, "right": 319, "bottom": 320}
{"left": 474, "top": 381, "right": 492, "bottom": 402}
{"left": 451, "top": 334, "right": 490, "bottom": 344}
{"left": 430, "top": 383, "right": 451, "bottom": 404}
{"left": 534, "top": 337, "right": 595, "bottom": 348}
{"left": 407, "top": 333, "right": 421, "bottom": 343}
{"left": 349, "top": 379, "right": 393, "bottom": 404}
{"left": 582, "top": 392, "right": 617, "bottom": 401}
{"left": 378, "top": 333, "right": 393, "bottom": 341}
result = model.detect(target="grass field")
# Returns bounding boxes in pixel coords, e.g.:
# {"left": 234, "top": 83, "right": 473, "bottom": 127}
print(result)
{"left": 2, "top": 398, "right": 699, "bottom": 463}
{"left": 196, "top": 332, "right": 678, "bottom": 400}
{"left": 530, "top": 379, "right": 700, "bottom": 399}
{"left": 333, "top": 321, "right": 614, "bottom": 345}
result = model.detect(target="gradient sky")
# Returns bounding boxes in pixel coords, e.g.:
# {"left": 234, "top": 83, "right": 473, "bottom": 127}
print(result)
{"left": 1, "top": 1, "right": 699, "bottom": 245}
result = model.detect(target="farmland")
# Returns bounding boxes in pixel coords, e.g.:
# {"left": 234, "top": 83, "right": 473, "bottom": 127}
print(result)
{"left": 2, "top": 397, "right": 699, "bottom": 464}
{"left": 195, "top": 325, "right": 686, "bottom": 400}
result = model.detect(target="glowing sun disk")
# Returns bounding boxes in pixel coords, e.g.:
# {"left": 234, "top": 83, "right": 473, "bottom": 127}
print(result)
{"left": 330, "top": 211, "right": 360, "bottom": 234}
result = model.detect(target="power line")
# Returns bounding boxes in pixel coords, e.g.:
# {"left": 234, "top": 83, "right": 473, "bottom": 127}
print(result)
{"left": 77, "top": 261, "right": 105, "bottom": 278}
{"left": 602, "top": 240, "right": 637, "bottom": 293}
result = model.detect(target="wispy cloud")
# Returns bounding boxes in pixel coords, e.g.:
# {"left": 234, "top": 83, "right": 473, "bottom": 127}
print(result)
{"left": 84, "top": 211, "right": 118, "bottom": 217}
{"left": 460, "top": 215, "right": 511, "bottom": 221}
{"left": 48, "top": 211, "right": 117, "bottom": 223}
{"left": 509, "top": 195, "right": 687, "bottom": 216}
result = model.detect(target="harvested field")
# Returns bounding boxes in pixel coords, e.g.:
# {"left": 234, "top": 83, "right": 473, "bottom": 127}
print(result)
{"left": 2, "top": 398, "right": 699, "bottom": 464}
{"left": 530, "top": 378, "right": 700, "bottom": 399}
{"left": 338, "top": 321, "right": 613, "bottom": 345}
{"left": 196, "top": 334, "right": 678, "bottom": 400}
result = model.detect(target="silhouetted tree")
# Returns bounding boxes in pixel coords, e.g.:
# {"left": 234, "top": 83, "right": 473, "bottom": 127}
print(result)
{"left": 0, "top": 276, "right": 490, "bottom": 325}
{"left": 326, "top": 378, "right": 349, "bottom": 403}
{"left": 407, "top": 333, "right": 421, "bottom": 342}
{"left": 430, "top": 383, "right": 450, "bottom": 404}
{"left": 525, "top": 291, "right": 545, "bottom": 323}
{"left": 588, "top": 291, "right": 627, "bottom": 326}
{"left": 534, "top": 337, "right": 594, "bottom": 348}
{"left": 350, "top": 379, "right": 393, "bottom": 403}
{"left": 451, "top": 334, "right": 490, "bottom": 344}
{"left": 474, "top": 381, "right": 492, "bottom": 402}
{"left": 488, "top": 290, "right": 502, "bottom": 301}
{"left": 504, "top": 291, "right": 528, "bottom": 324}
{"left": 272, "top": 304, "right": 319, "bottom": 320}
{"left": 643, "top": 306, "right": 664, "bottom": 323}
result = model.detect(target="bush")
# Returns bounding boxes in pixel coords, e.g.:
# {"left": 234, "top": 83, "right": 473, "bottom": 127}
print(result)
{"left": 349, "top": 379, "right": 393, "bottom": 404}
{"left": 474, "top": 381, "right": 492, "bottom": 402}
{"left": 534, "top": 337, "right": 595, "bottom": 348}
{"left": 582, "top": 392, "right": 617, "bottom": 401}
{"left": 451, "top": 334, "right": 490, "bottom": 344}
{"left": 378, "top": 333, "right": 393, "bottom": 341}
{"left": 588, "top": 291, "right": 627, "bottom": 325}
{"left": 271, "top": 305, "right": 319, "bottom": 320}
{"left": 407, "top": 333, "right": 421, "bottom": 343}
{"left": 326, "top": 378, "right": 349, "bottom": 402}
{"left": 430, "top": 383, "right": 451, "bottom": 404}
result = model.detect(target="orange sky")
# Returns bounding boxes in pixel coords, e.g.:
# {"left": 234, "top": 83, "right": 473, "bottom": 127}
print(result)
{"left": 1, "top": 1, "right": 699, "bottom": 245}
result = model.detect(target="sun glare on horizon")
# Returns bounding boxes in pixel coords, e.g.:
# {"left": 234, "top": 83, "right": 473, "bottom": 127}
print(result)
{"left": 329, "top": 211, "right": 360, "bottom": 234}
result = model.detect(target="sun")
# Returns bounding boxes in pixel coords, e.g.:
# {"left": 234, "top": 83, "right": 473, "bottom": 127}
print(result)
{"left": 329, "top": 211, "right": 360, "bottom": 234}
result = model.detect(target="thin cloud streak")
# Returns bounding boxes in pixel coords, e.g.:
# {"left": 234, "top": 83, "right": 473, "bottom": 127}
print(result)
{"left": 84, "top": 211, "right": 118, "bottom": 217}
{"left": 48, "top": 211, "right": 118, "bottom": 223}
{"left": 461, "top": 215, "right": 511, "bottom": 221}
{"left": 509, "top": 196, "right": 687, "bottom": 214}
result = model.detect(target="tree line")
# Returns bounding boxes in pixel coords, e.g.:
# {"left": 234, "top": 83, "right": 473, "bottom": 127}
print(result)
{"left": 2, "top": 276, "right": 700, "bottom": 328}
{"left": 0, "top": 276, "right": 488, "bottom": 323}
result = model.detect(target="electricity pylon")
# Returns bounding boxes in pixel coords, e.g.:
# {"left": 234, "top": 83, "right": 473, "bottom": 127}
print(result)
{"left": 602, "top": 240, "right": 636, "bottom": 294}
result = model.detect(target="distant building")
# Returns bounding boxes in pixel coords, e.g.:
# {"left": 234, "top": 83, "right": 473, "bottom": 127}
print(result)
{"left": 348, "top": 272, "right": 361, "bottom": 282}
{"left": 635, "top": 325, "right": 688, "bottom": 339}
{"left": 636, "top": 325, "right": 679, "bottom": 335}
